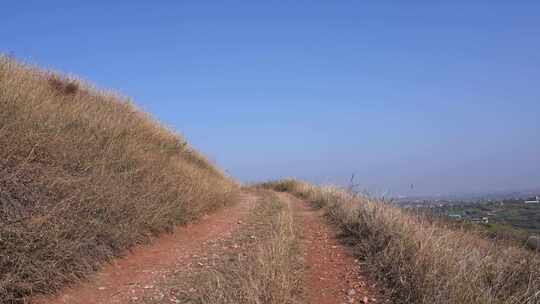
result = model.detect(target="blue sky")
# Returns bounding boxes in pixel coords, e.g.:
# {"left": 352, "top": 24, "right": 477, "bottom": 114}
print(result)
{"left": 2, "top": 1, "right": 540, "bottom": 196}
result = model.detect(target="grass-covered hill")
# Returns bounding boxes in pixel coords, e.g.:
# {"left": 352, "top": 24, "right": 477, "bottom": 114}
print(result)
{"left": 0, "top": 56, "right": 238, "bottom": 302}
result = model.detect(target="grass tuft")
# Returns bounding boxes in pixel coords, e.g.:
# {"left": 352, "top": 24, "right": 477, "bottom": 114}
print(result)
{"left": 195, "top": 192, "right": 301, "bottom": 304}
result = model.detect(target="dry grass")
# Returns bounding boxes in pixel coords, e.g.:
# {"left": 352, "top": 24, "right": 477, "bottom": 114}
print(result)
{"left": 148, "top": 190, "right": 302, "bottom": 304}
{"left": 0, "top": 56, "right": 238, "bottom": 302}
{"left": 262, "top": 179, "right": 540, "bottom": 304}
{"left": 193, "top": 191, "right": 301, "bottom": 304}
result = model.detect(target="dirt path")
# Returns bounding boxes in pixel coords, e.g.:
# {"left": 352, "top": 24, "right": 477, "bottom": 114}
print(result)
{"left": 31, "top": 192, "right": 258, "bottom": 304}
{"left": 137, "top": 190, "right": 302, "bottom": 304}
{"left": 287, "top": 193, "right": 388, "bottom": 304}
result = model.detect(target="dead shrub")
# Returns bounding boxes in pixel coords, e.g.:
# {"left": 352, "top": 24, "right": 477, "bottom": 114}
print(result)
{"left": 48, "top": 75, "right": 79, "bottom": 95}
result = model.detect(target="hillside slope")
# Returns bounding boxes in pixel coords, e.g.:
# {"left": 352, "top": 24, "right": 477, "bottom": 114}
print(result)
{"left": 0, "top": 56, "right": 238, "bottom": 302}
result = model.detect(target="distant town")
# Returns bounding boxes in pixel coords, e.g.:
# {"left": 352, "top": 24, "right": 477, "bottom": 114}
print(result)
{"left": 396, "top": 192, "right": 540, "bottom": 239}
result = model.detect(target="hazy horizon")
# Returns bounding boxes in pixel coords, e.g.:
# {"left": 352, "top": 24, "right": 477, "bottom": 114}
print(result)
{"left": 3, "top": 1, "right": 539, "bottom": 196}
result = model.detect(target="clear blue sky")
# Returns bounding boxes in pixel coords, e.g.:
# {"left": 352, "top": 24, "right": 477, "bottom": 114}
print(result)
{"left": 3, "top": 1, "right": 540, "bottom": 196}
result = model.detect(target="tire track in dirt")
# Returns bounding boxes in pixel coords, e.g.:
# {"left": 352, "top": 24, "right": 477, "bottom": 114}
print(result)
{"left": 139, "top": 190, "right": 302, "bottom": 304}
{"left": 288, "top": 193, "right": 389, "bottom": 304}
{"left": 31, "top": 192, "right": 258, "bottom": 304}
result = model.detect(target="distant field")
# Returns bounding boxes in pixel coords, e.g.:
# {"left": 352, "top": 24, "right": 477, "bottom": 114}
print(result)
{"left": 433, "top": 200, "right": 540, "bottom": 237}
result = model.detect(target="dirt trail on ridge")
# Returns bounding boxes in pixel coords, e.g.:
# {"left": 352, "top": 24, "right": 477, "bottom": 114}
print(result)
{"left": 31, "top": 192, "right": 257, "bottom": 304}
{"left": 287, "top": 193, "right": 389, "bottom": 304}
{"left": 32, "top": 191, "right": 389, "bottom": 304}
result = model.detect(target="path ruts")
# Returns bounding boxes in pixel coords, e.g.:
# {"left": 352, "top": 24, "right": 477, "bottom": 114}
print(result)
{"left": 31, "top": 192, "right": 257, "bottom": 304}
{"left": 287, "top": 193, "right": 388, "bottom": 304}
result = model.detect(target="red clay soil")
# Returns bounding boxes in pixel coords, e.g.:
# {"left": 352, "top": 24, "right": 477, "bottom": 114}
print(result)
{"left": 289, "top": 194, "right": 389, "bottom": 304}
{"left": 31, "top": 192, "right": 257, "bottom": 304}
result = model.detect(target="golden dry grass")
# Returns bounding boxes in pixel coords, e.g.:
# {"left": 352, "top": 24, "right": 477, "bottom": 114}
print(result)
{"left": 0, "top": 56, "right": 238, "bottom": 302}
{"left": 192, "top": 191, "right": 302, "bottom": 304}
{"left": 261, "top": 179, "right": 540, "bottom": 304}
